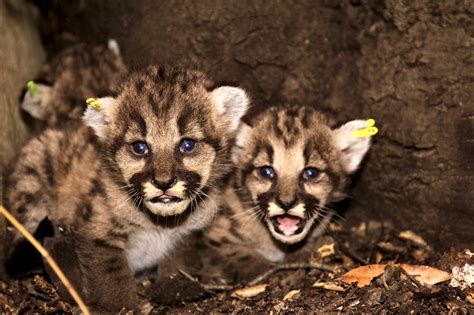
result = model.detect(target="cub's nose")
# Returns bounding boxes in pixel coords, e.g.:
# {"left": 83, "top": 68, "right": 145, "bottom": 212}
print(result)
{"left": 276, "top": 197, "right": 297, "bottom": 211}
{"left": 151, "top": 177, "right": 177, "bottom": 191}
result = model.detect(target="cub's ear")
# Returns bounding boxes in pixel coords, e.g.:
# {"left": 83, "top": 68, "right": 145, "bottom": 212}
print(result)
{"left": 333, "top": 120, "right": 372, "bottom": 174}
{"left": 21, "top": 83, "right": 52, "bottom": 120}
{"left": 210, "top": 86, "right": 249, "bottom": 133}
{"left": 231, "top": 122, "right": 252, "bottom": 164}
{"left": 82, "top": 97, "right": 117, "bottom": 138}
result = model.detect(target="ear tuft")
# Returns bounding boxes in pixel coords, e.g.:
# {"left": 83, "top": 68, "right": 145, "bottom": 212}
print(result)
{"left": 334, "top": 120, "right": 372, "bottom": 173}
{"left": 210, "top": 86, "right": 249, "bottom": 133}
{"left": 82, "top": 97, "right": 116, "bottom": 138}
{"left": 231, "top": 123, "right": 252, "bottom": 163}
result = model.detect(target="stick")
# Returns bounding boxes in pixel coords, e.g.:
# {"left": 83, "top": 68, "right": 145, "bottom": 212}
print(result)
{"left": 0, "top": 206, "right": 90, "bottom": 315}
{"left": 248, "top": 261, "right": 335, "bottom": 286}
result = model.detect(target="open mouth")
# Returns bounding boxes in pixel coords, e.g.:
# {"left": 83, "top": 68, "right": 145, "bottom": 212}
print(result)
{"left": 149, "top": 194, "right": 183, "bottom": 204}
{"left": 271, "top": 214, "right": 305, "bottom": 236}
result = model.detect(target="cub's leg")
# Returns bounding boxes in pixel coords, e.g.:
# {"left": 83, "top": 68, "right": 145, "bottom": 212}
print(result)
{"left": 4, "top": 136, "right": 55, "bottom": 242}
{"left": 74, "top": 232, "right": 138, "bottom": 312}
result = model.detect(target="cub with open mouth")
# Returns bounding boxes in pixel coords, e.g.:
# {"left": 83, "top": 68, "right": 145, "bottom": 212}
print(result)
{"left": 227, "top": 105, "right": 373, "bottom": 248}
{"left": 180, "top": 104, "right": 373, "bottom": 283}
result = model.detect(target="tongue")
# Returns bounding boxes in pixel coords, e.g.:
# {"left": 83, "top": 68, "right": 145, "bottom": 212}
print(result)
{"left": 276, "top": 215, "right": 301, "bottom": 235}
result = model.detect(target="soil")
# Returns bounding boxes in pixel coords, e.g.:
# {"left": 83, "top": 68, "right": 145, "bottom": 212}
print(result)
{"left": 2, "top": 220, "right": 473, "bottom": 313}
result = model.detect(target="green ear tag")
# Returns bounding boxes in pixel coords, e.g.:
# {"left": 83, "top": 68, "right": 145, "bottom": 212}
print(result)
{"left": 86, "top": 98, "right": 101, "bottom": 112}
{"left": 352, "top": 119, "right": 379, "bottom": 138}
{"left": 27, "top": 81, "right": 38, "bottom": 97}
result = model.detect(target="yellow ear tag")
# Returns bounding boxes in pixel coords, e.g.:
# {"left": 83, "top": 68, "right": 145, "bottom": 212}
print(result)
{"left": 27, "top": 81, "right": 38, "bottom": 97}
{"left": 352, "top": 119, "right": 378, "bottom": 137}
{"left": 86, "top": 98, "right": 101, "bottom": 112}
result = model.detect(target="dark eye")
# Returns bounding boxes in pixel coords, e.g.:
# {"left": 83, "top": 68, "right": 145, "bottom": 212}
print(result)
{"left": 259, "top": 166, "right": 275, "bottom": 179}
{"left": 179, "top": 139, "right": 196, "bottom": 153}
{"left": 302, "top": 167, "right": 320, "bottom": 181}
{"left": 131, "top": 141, "right": 149, "bottom": 156}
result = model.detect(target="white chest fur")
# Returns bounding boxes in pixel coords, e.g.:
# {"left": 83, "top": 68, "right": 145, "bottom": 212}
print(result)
{"left": 126, "top": 227, "right": 183, "bottom": 273}
{"left": 125, "top": 194, "right": 218, "bottom": 273}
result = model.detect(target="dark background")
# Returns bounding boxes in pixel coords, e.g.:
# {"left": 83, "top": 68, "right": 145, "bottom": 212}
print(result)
{"left": 1, "top": 0, "right": 473, "bottom": 255}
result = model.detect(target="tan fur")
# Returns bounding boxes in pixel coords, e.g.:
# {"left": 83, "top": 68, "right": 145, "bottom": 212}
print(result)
{"left": 21, "top": 41, "right": 127, "bottom": 126}
{"left": 5, "top": 65, "right": 249, "bottom": 312}
{"left": 181, "top": 104, "right": 372, "bottom": 283}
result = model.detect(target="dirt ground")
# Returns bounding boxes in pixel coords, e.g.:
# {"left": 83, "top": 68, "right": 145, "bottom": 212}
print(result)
{"left": 1, "top": 220, "right": 473, "bottom": 313}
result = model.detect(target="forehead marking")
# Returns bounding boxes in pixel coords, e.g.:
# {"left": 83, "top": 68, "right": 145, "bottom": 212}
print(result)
{"left": 272, "top": 138, "right": 305, "bottom": 178}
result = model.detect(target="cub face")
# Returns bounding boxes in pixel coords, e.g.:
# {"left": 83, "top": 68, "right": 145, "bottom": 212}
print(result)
{"left": 83, "top": 65, "right": 248, "bottom": 217}
{"left": 232, "top": 105, "right": 371, "bottom": 244}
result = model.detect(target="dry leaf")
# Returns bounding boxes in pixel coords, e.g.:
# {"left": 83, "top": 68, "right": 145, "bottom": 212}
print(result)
{"left": 231, "top": 284, "right": 267, "bottom": 298}
{"left": 283, "top": 289, "right": 301, "bottom": 301}
{"left": 318, "top": 243, "right": 335, "bottom": 258}
{"left": 341, "top": 264, "right": 385, "bottom": 287}
{"left": 450, "top": 264, "right": 474, "bottom": 289}
{"left": 377, "top": 241, "right": 405, "bottom": 253}
{"left": 401, "top": 264, "right": 451, "bottom": 285}
{"left": 399, "top": 230, "right": 429, "bottom": 248}
{"left": 313, "top": 281, "right": 346, "bottom": 292}
{"left": 341, "top": 264, "right": 451, "bottom": 288}
{"left": 466, "top": 292, "right": 474, "bottom": 305}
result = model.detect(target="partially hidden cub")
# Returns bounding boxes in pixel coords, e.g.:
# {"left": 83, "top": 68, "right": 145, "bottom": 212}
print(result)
{"left": 21, "top": 40, "right": 127, "bottom": 126}
{"left": 165, "top": 104, "right": 373, "bottom": 283}
{"left": 4, "top": 65, "right": 249, "bottom": 311}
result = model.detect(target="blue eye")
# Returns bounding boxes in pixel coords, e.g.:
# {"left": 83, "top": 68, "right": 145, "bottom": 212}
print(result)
{"left": 259, "top": 166, "right": 275, "bottom": 179}
{"left": 179, "top": 139, "right": 196, "bottom": 153}
{"left": 131, "top": 141, "right": 149, "bottom": 156}
{"left": 302, "top": 167, "right": 320, "bottom": 181}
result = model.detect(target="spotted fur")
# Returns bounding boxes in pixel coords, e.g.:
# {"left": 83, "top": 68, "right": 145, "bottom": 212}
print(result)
{"left": 194, "top": 105, "right": 372, "bottom": 281}
{"left": 5, "top": 65, "right": 249, "bottom": 312}
{"left": 21, "top": 40, "right": 127, "bottom": 126}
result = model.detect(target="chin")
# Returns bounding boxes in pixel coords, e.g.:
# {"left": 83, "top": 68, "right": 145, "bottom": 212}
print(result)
{"left": 144, "top": 199, "right": 191, "bottom": 216}
{"left": 266, "top": 217, "right": 315, "bottom": 245}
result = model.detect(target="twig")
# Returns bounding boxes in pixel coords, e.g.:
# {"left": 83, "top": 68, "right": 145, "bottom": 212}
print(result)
{"left": 178, "top": 269, "right": 235, "bottom": 292}
{"left": 180, "top": 261, "right": 334, "bottom": 292}
{"left": 399, "top": 266, "right": 423, "bottom": 288}
{"left": 0, "top": 205, "right": 90, "bottom": 315}
{"left": 331, "top": 233, "right": 369, "bottom": 265}
{"left": 248, "top": 261, "right": 335, "bottom": 286}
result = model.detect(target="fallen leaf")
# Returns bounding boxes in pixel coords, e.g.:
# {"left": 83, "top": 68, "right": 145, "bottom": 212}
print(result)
{"left": 318, "top": 243, "right": 336, "bottom": 258}
{"left": 341, "top": 264, "right": 385, "bottom": 287}
{"left": 401, "top": 264, "right": 451, "bottom": 285}
{"left": 466, "top": 292, "right": 474, "bottom": 305}
{"left": 341, "top": 264, "right": 451, "bottom": 288}
{"left": 231, "top": 284, "right": 267, "bottom": 299}
{"left": 450, "top": 264, "right": 474, "bottom": 289}
{"left": 399, "top": 230, "right": 429, "bottom": 248}
{"left": 377, "top": 241, "right": 405, "bottom": 253}
{"left": 283, "top": 289, "right": 301, "bottom": 301}
{"left": 313, "top": 281, "right": 346, "bottom": 292}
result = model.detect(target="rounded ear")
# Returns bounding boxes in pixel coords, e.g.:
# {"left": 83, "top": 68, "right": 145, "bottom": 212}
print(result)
{"left": 21, "top": 84, "right": 52, "bottom": 120}
{"left": 210, "top": 86, "right": 249, "bottom": 133}
{"left": 231, "top": 122, "right": 252, "bottom": 164}
{"left": 82, "top": 97, "right": 117, "bottom": 138}
{"left": 333, "top": 120, "right": 372, "bottom": 173}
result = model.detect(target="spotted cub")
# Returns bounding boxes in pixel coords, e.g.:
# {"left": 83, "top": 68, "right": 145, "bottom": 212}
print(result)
{"left": 182, "top": 104, "right": 372, "bottom": 282}
{"left": 21, "top": 40, "right": 127, "bottom": 126}
{"left": 5, "top": 65, "right": 249, "bottom": 311}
